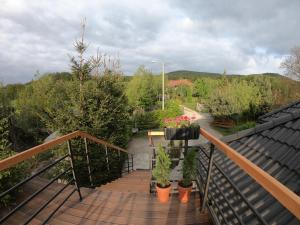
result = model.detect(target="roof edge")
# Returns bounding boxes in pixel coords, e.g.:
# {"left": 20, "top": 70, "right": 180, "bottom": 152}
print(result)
{"left": 222, "top": 110, "right": 300, "bottom": 143}
{"left": 258, "top": 99, "right": 300, "bottom": 122}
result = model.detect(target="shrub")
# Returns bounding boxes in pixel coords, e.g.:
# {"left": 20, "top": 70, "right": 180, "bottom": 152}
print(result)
{"left": 154, "top": 100, "right": 182, "bottom": 127}
{"left": 193, "top": 78, "right": 218, "bottom": 100}
{"left": 132, "top": 110, "right": 159, "bottom": 130}
{"left": 126, "top": 66, "right": 160, "bottom": 111}
{"left": 207, "top": 79, "right": 275, "bottom": 121}
{"left": 169, "top": 140, "right": 182, "bottom": 169}
{"left": 181, "top": 149, "right": 196, "bottom": 187}
{"left": 152, "top": 146, "right": 171, "bottom": 188}
{"left": 0, "top": 150, "right": 30, "bottom": 206}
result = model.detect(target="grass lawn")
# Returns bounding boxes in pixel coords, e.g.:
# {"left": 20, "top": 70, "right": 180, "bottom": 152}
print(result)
{"left": 212, "top": 121, "right": 256, "bottom": 136}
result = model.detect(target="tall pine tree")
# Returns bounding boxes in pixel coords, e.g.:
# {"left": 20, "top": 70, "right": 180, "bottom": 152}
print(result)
{"left": 45, "top": 20, "right": 130, "bottom": 187}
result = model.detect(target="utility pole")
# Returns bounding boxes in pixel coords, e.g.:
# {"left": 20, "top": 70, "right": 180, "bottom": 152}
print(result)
{"left": 162, "top": 62, "right": 165, "bottom": 110}
{"left": 152, "top": 60, "right": 166, "bottom": 110}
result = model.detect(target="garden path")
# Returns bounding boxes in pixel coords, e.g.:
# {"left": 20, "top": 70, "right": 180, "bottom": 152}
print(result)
{"left": 127, "top": 106, "right": 222, "bottom": 170}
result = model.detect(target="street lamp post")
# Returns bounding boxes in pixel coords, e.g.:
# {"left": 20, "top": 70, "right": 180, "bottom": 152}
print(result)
{"left": 152, "top": 60, "right": 165, "bottom": 110}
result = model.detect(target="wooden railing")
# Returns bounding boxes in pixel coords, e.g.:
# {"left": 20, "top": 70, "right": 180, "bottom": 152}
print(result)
{"left": 148, "top": 128, "right": 300, "bottom": 221}
{"left": 0, "top": 130, "right": 129, "bottom": 172}
{"left": 0, "top": 130, "right": 133, "bottom": 224}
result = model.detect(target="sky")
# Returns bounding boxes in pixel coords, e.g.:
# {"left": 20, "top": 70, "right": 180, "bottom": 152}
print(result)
{"left": 0, "top": 0, "right": 300, "bottom": 84}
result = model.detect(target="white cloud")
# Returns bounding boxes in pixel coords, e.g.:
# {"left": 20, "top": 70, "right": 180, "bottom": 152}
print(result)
{"left": 0, "top": 0, "right": 299, "bottom": 83}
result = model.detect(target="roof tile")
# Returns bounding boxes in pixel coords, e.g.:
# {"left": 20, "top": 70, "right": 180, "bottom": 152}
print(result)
{"left": 199, "top": 100, "right": 300, "bottom": 224}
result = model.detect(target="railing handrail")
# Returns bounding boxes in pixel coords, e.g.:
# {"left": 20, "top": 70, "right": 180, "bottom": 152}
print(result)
{"left": 0, "top": 130, "right": 128, "bottom": 172}
{"left": 148, "top": 128, "right": 300, "bottom": 220}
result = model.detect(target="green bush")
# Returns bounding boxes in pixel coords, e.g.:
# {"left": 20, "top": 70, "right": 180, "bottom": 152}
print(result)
{"left": 208, "top": 79, "right": 274, "bottom": 121}
{"left": 168, "top": 140, "right": 182, "bottom": 169}
{"left": 154, "top": 100, "right": 182, "bottom": 127}
{"left": 193, "top": 78, "right": 218, "bottom": 101}
{"left": 181, "top": 149, "right": 196, "bottom": 187}
{"left": 0, "top": 150, "right": 30, "bottom": 206}
{"left": 152, "top": 146, "right": 171, "bottom": 188}
{"left": 132, "top": 111, "right": 159, "bottom": 130}
{"left": 126, "top": 66, "right": 161, "bottom": 111}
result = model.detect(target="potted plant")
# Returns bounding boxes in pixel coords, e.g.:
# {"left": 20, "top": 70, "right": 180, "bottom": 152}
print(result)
{"left": 152, "top": 146, "right": 171, "bottom": 203}
{"left": 164, "top": 115, "right": 200, "bottom": 140}
{"left": 178, "top": 149, "right": 196, "bottom": 203}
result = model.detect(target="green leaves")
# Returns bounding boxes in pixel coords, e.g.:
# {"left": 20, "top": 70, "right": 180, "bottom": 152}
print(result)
{"left": 204, "top": 77, "right": 275, "bottom": 121}
{"left": 126, "top": 66, "right": 160, "bottom": 111}
{"left": 182, "top": 149, "right": 196, "bottom": 187}
{"left": 0, "top": 150, "right": 30, "bottom": 206}
{"left": 154, "top": 100, "right": 182, "bottom": 127}
{"left": 152, "top": 146, "right": 171, "bottom": 188}
{"left": 0, "top": 106, "right": 11, "bottom": 151}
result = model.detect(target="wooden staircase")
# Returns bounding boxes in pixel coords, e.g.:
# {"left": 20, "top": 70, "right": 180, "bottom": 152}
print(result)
{"left": 2, "top": 170, "right": 210, "bottom": 225}
{"left": 98, "top": 170, "right": 151, "bottom": 193}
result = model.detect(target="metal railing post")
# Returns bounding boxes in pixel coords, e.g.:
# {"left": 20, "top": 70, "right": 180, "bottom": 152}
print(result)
{"left": 152, "top": 148, "right": 156, "bottom": 169}
{"left": 84, "top": 138, "right": 93, "bottom": 187}
{"left": 201, "top": 143, "right": 215, "bottom": 212}
{"left": 104, "top": 145, "right": 110, "bottom": 172}
{"left": 131, "top": 154, "right": 134, "bottom": 171}
{"left": 67, "top": 140, "right": 82, "bottom": 201}
{"left": 118, "top": 150, "right": 122, "bottom": 177}
{"left": 127, "top": 154, "right": 130, "bottom": 173}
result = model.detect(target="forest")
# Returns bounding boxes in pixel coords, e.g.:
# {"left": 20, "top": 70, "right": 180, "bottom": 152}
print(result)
{"left": 1, "top": 66, "right": 300, "bottom": 152}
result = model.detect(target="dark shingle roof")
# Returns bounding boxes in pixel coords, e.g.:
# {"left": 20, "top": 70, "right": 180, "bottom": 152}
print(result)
{"left": 258, "top": 100, "right": 300, "bottom": 123}
{"left": 198, "top": 110, "right": 300, "bottom": 225}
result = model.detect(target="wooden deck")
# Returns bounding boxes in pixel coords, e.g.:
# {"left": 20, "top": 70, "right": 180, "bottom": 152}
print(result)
{"left": 3, "top": 170, "right": 210, "bottom": 225}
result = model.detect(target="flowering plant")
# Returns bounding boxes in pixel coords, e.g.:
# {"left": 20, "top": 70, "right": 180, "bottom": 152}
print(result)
{"left": 164, "top": 115, "right": 196, "bottom": 128}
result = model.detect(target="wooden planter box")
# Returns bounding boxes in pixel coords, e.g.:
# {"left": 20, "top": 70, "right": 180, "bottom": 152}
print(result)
{"left": 164, "top": 126, "right": 200, "bottom": 140}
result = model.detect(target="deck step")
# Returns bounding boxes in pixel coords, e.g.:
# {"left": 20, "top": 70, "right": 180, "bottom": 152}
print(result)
{"left": 2, "top": 170, "right": 209, "bottom": 225}
{"left": 98, "top": 170, "right": 151, "bottom": 193}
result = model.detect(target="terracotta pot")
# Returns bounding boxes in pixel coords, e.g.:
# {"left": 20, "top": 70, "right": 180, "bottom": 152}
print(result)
{"left": 156, "top": 184, "right": 171, "bottom": 203}
{"left": 178, "top": 182, "right": 192, "bottom": 203}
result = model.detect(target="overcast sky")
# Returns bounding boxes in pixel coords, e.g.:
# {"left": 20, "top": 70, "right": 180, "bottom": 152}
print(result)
{"left": 0, "top": 0, "right": 299, "bottom": 84}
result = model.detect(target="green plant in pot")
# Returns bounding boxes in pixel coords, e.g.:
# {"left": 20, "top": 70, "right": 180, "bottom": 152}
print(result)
{"left": 178, "top": 149, "right": 196, "bottom": 203}
{"left": 152, "top": 145, "right": 171, "bottom": 203}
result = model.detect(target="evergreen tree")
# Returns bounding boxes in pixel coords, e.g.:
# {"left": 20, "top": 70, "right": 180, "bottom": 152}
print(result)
{"left": 126, "top": 66, "right": 158, "bottom": 111}
{"left": 47, "top": 21, "right": 130, "bottom": 186}
{"left": 0, "top": 106, "right": 10, "bottom": 152}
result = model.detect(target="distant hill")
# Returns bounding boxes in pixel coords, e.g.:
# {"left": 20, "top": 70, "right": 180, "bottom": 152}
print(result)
{"left": 166, "top": 70, "right": 284, "bottom": 81}
{"left": 166, "top": 70, "right": 222, "bottom": 80}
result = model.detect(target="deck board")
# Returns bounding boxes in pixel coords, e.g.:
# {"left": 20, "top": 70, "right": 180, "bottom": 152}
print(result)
{"left": 2, "top": 170, "right": 210, "bottom": 225}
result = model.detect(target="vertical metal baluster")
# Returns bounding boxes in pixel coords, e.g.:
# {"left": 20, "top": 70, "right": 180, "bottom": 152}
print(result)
{"left": 131, "top": 154, "right": 134, "bottom": 171}
{"left": 127, "top": 154, "right": 130, "bottom": 173}
{"left": 118, "top": 150, "right": 123, "bottom": 177}
{"left": 152, "top": 148, "right": 156, "bottom": 169}
{"left": 67, "top": 140, "right": 82, "bottom": 201}
{"left": 105, "top": 145, "right": 110, "bottom": 172}
{"left": 84, "top": 138, "right": 93, "bottom": 187}
{"left": 201, "top": 143, "right": 215, "bottom": 212}
{"left": 118, "top": 150, "right": 122, "bottom": 176}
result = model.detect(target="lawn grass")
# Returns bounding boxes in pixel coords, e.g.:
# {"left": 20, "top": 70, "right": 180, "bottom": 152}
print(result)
{"left": 212, "top": 121, "right": 256, "bottom": 136}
